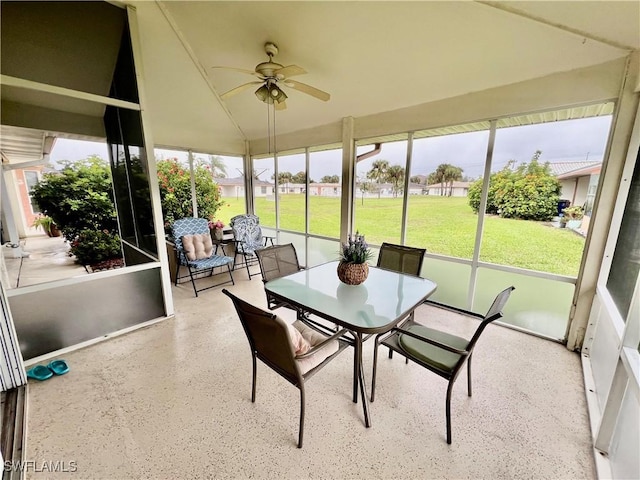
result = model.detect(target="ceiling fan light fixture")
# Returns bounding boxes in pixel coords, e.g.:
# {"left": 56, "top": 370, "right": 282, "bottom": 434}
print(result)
{"left": 255, "top": 85, "right": 270, "bottom": 102}
{"left": 271, "top": 85, "right": 287, "bottom": 103}
{"left": 255, "top": 83, "right": 287, "bottom": 104}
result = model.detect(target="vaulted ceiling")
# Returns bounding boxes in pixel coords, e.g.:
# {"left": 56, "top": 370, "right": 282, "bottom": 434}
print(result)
{"left": 130, "top": 1, "right": 639, "bottom": 153}
{"left": 1, "top": 1, "right": 639, "bottom": 162}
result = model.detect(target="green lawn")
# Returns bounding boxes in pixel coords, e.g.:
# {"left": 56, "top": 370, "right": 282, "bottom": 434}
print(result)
{"left": 217, "top": 195, "right": 585, "bottom": 276}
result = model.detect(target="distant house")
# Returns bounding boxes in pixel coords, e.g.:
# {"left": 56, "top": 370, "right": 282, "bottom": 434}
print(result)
{"left": 214, "top": 176, "right": 274, "bottom": 198}
{"left": 277, "top": 183, "right": 305, "bottom": 194}
{"left": 308, "top": 183, "right": 341, "bottom": 196}
{"left": 549, "top": 161, "right": 601, "bottom": 211}
{"left": 549, "top": 161, "right": 602, "bottom": 234}
{"left": 356, "top": 182, "right": 422, "bottom": 197}
{"left": 424, "top": 181, "right": 471, "bottom": 197}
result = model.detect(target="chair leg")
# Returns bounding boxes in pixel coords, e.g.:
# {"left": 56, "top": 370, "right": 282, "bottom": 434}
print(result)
{"left": 233, "top": 249, "right": 240, "bottom": 271}
{"left": 298, "top": 386, "right": 305, "bottom": 448}
{"left": 187, "top": 266, "right": 199, "bottom": 297}
{"left": 251, "top": 354, "right": 257, "bottom": 403}
{"left": 467, "top": 355, "right": 473, "bottom": 397}
{"left": 446, "top": 380, "right": 454, "bottom": 445}
{"left": 244, "top": 253, "right": 252, "bottom": 278}
{"left": 227, "top": 264, "right": 235, "bottom": 285}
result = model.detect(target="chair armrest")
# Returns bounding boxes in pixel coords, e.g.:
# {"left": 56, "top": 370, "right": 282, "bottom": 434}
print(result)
{"left": 423, "top": 300, "right": 485, "bottom": 320}
{"left": 391, "top": 327, "right": 469, "bottom": 356}
{"left": 295, "top": 328, "right": 349, "bottom": 359}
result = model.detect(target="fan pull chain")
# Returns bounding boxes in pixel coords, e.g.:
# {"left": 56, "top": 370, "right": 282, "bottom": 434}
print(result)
{"left": 266, "top": 101, "right": 272, "bottom": 154}
{"left": 272, "top": 100, "right": 277, "bottom": 155}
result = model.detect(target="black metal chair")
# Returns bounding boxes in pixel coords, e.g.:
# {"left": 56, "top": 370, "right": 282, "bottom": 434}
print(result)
{"left": 370, "top": 286, "right": 515, "bottom": 444}
{"left": 255, "top": 243, "right": 304, "bottom": 310}
{"left": 171, "top": 217, "right": 235, "bottom": 297}
{"left": 376, "top": 242, "right": 426, "bottom": 276}
{"left": 255, "top": 243, "right": 341, "bottom": 338}
{"left": 376, "top": 242, "right": 426, "bottom": 354}
{"left": 222, "top": 289, "right": 350, "bottom": 448}
{"left": 229, "top": 214, "right": 275, "bottom": 279}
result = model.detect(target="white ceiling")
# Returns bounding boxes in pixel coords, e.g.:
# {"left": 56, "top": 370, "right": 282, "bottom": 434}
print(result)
{"left": 130, "top": 0, "right": 639, "bottom": 153}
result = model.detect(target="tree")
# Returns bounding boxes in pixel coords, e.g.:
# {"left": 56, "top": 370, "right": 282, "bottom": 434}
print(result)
{"left": 291, "top": 171, "right": 307, "bottom": 184}
{"left": 157, "top": 158, "right": 225, "bottom": 232}
{"left": 207, "top": 155, "right": 227, "bottom": 178}
{"left": 273, "top": 171, "right": 293, "bottom": 189}
{"left": 31, "top": 155, "right": 118, "bottom": 242}
{"left": 428, "top": 163, "right": 453, "bottom": 196}
{"left": 367, "top": 159, "right": 389, "bottom": 198}
{"left": 357, "top": 178, "right": 373, "bottom": 205}
{"left": 386, "top": 165, "right": 406, "bottom": 197}
{"left": 410, "top": 175, "right": 423, "bottom": 184}
{"left": 468, "top": 151, "right": 560, "bottom": 220}
{"left": 443, "top": 165, "right": 463, "bottom": 196}
{"left": 320, "top": 175, "right": 340, "bottom": 183}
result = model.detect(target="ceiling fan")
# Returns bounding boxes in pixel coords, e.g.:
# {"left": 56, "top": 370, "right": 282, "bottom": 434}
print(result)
{"left": 212, "top": 42, "right": 330, "bottom": 110}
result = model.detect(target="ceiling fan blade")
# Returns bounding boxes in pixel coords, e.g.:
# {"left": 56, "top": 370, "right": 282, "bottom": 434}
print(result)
{"left": 220, "top": 81, "right": 263, "bottom": 100}
{"left": 275, "top": 100, "right": 287, "bottom": 111}
{"left": 211, "top": 66, "right": 262, "bottom": 78}
{"left": 274, "top": 65, "right": 307, "bottom": 79}
{"left": 284, "top": 80, "right": 330, "bottom": 102}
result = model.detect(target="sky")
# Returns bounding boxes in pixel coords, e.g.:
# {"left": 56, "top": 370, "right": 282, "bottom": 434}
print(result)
{"left": 49, "top": 115, "right": 612, "bottom": 182}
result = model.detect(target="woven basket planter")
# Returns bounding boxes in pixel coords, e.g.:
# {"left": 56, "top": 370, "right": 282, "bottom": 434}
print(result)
{"left": 337, "top": 262, "right": 369, "bottom": 285}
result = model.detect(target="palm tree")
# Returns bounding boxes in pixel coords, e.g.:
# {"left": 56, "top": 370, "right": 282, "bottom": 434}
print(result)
{"left": 273, "top": 171, "right": 293, "bottom": 193}
{"left": 386, "top": 165, "right": 405, "bottom": 197}
{"left": 208, "top": 155, "right": 227, "bottom": 178}
{"left": 367, "top": 159, "right": 389, "bottom": 198}
{"left": 431, "top": 163, "right": 450, "bottom": 196}
{"left": 444, "top": 165, "right": 463, "bottom": 196}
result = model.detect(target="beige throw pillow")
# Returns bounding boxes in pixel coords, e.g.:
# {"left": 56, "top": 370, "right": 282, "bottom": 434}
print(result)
{"left": 182, "top": 234, "right": 213, "bottom": 260}
{"left": 286, "top": 322, "right": 311, "bottom": 356}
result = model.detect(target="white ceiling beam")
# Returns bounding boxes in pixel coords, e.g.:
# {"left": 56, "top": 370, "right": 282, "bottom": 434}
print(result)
{"left": 155, "top": 1, "right": 247, "bottom": 142}
{"left": 477, "top": 1, "right": 636, "bottom": 52}
{"left": 0, "top": 75, "right": 141, "bottom": 110}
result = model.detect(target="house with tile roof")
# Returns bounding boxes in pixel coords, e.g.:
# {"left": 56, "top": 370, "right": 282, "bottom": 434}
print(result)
{"left": 549, "top": 161, "right": 602, "bottom": 210}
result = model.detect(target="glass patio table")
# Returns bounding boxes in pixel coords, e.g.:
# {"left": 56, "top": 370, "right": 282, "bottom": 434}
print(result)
{"left": 265, "top": 261, "right": 437, "bottom": 427}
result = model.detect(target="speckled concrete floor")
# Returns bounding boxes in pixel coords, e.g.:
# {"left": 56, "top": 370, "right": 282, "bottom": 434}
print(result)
{"left": 25, "top": 270, "right": 596, "bottom": 479}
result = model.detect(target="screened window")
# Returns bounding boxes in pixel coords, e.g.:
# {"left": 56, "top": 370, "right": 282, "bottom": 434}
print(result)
{"left": 354, "top": 139, "right": 407, "bottom": 245}
{"left": 480, "top": 116, "right": 611, "bottom": 276}
{"left": 24, "top": 170, "right": 40, "bottom": 214}
{"left": 309, "top": 148, "right": 342, "bottom": 238}
{"left": 606, "top": 152, "right": 640, "bottom": 320}
{"left": 407, "top": 129, "right": 490, "bottom": 259}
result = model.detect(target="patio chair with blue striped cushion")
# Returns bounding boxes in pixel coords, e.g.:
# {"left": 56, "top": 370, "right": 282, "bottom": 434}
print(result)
{"left": 172, "top": 217, "right": 235, "bottom": 297}
{"left": 230, "top": 214, "right": 275, "bottom": 279}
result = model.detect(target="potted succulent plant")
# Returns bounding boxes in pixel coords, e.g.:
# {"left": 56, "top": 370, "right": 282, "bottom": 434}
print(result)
{"left": 337, "top": 232, "right": 373, "bottom": 285}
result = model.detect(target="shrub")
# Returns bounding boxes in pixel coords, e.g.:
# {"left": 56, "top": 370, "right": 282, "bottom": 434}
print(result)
{"left": 70, "top": 229, "right": 122, "bottom": 265}
{"left": 468, "top": 154, "right": 560, "bottom": 221}
{"left": 156, "top": 158, "right": 225, "bottom": 233}
{"left": 30, "top": 156, "right": 118, "bottom": 241}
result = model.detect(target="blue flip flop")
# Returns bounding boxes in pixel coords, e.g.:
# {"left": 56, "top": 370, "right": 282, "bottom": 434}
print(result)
{"left": 26, "top": 365, "right": 53, "bottom": 381}
{"left": 47, "top": 359, "right": 69, "bottom": 376}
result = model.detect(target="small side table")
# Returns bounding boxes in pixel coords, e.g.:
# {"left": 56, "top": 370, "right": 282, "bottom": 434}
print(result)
{"left": 211, "top": 228, "right": 234, "bottom": 256}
